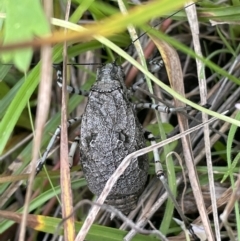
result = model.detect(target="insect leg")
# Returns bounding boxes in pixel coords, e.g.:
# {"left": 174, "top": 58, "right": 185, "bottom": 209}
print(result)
{"left": 147, "top": 56, "right": 165, "bottom": 73}
{"left": 68, "top": 135, "right": 80, "bottom": 168}
{"left": 131, "top": 56, "right": 187, "bottom": 113}
{"left": 36, "top": 117, "right": 81, "bottom": 175}
{"left": 131, "top": 55, "right": 164, "bottom": 92}
{"left": 144, "top": 130, "right": 199, "bottom": 240}
{"left": 54, "top": 64, "right": 89, "bottom": 96}
{"left": 134, "top": 103, "right": 186, "bottom": 113}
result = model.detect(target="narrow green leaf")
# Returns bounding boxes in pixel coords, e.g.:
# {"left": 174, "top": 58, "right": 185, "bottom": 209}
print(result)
{"left": 0, "top": 65, "right": 40, "bottom": 155}
{"left": 0, "top": 64, "right": 11, "bottom": 80}
{"left": 221, "top": 111, "right": 240, "bottom": 182}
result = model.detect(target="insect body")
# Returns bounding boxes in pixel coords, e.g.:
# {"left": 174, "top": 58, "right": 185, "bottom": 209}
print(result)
{"left": 80, "top": 63, "right": 148, "bottom": 214}
{"left": 35, "top": 60, "right": 199, "bottom": 239}
{"left": 36, "top": 61, "right": 179, "bottom": 213}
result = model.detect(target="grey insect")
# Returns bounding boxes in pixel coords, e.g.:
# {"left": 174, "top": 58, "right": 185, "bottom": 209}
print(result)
{"left": 80, "top": 63, "right": 149, "bottom": 214}
{"left": 35, "top": 60, "right": 200, "bottom": 240}
{"left": 36, "top": 60, "right": 175, "bottom": 214}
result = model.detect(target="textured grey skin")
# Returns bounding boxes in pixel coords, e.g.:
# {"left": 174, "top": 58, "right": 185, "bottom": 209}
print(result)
{"left": 80, "top": 63, "right": 149, "bottom": 214}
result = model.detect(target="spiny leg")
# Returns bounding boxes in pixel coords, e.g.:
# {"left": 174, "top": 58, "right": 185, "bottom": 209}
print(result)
{"left": 54, "top": 64, "right": 90, "bottom": 97}
{"left": 36, "top": 117, "right": 82, "bottom": 174}
{"left": 144, "top": 131, "right": 199, "bottom": 241}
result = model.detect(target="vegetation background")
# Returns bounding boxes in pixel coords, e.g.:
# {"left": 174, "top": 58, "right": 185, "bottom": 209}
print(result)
{"left": 0, "top": 0, "right": 240, "bottom": 240}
